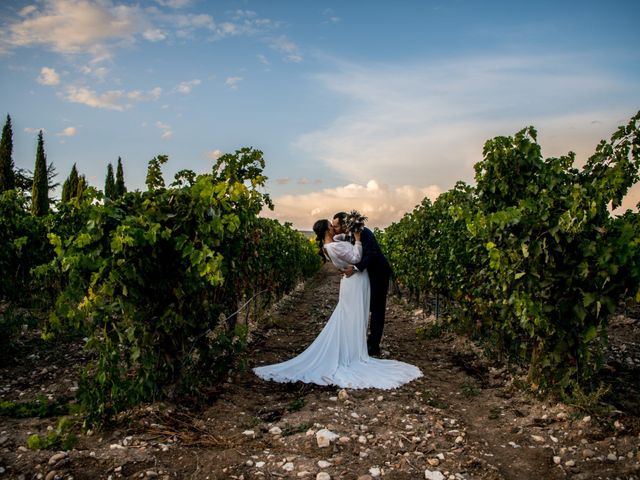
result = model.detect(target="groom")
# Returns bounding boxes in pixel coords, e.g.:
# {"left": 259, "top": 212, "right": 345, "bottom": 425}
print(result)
{"left": 332, "top": 212, "right": 393, "bottom": 357}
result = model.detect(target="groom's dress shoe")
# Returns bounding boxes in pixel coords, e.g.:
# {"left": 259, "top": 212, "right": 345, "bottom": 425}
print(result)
{"left": 368, "top": 346, "right": 381, "bottom": 357}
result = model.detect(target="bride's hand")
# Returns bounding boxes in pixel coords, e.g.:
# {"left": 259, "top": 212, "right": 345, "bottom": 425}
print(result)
{"left": 354, "top": 231, "right": 361, "bottom": 242}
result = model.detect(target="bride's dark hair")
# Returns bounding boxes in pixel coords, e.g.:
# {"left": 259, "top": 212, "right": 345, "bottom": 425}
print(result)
{"left": 313, "top": 219, "right": 330, "bottom": 262}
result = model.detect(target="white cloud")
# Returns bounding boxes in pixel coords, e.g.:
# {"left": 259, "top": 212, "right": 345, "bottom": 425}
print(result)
{"left": 257, "top": 54, "right": 270, "bottom": 65}
{"left": 156, "top": 0, "right": 193, "bottom": 8}
{"left": 207, "top": 149, "right": 223, "bottom": 160}
{"left": 37, "top": 66, "right": 60, "bottom": 85}
{"left": 3, "top": 0, "right": 145, "bottom": 57}
{"left": 143, "top": 29, "right": 167, "bottom": 42}
{"left": 296, "top": 54, "right": 638, "bottom": 194}
{"left": 149, "top": 87, "right": 162, "bottom": 100}
{"left": 65, "top": 86, "right": 127, "bottom": 110}
{"left": 24, "top": 127, "right": 46, "bottom": 134}
{"left": 156, "top": 121, "right": 172, "bottom": 139}
{"left": 18, "top": 5, "right": 37, "bottom": 17}
{"left": 225, "top": 76, "right": 242, "bottom": 90}
{"left": 57, "top": 126, "right": 77, "bottom": 137}
{"left": 176, "top": 79, "right": 201, "bottom": 94}
{"left": 263, "top": 179, "right": 441, "bottom": 229}
{"left": 64, "top": 85, "right": 161, "bottom": 110}
{"left": 81, "top": 64, "right": 108, "bottom": 80}
{"left": 174, "top": 13, "right": 215, "bottom": 32}
{"left": 269, "top": 35, "right": 303, "bottom": 62}
{"left": 322, "top": 8, "right": 340, "bottom": 24}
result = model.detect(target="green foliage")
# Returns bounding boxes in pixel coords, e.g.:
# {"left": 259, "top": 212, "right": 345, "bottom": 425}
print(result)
{"left": 31, "top": 130, "right": 48, "bottom": 216}
{"left": 46, "top": 150, "right": 320, "bottom": 425}
{"left": 380, "top": 111, "right": 640, "bottom": 395}
{"left": 145, "top": 154, "right": 168, "bottom": 191}
{"left": 0, "top": 395, "right": 71, "bottom": 418}
{"left": 171, "top": 169, "right": 197, "bottom": 188}
{"left": 104, "top": 163, "right": 116, "bottom": 200}
{"left": 115, "top": 156, "right": 126, "bottom": 198}
{"left": 61, "top": 164, "right": 82, "bottom": 203}
{"left": 26, "top": 417, "right": 77, "bottom": 451}
{"left": 0, "top": 114, "right": 15, "bottom": 192}
{"left": 0, "top": 190, "right": 52, "bottom": 304}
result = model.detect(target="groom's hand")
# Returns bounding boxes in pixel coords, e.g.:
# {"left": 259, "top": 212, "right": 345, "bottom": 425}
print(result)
{"left": 342, "top": 265, "right": 355, "bottom": 277}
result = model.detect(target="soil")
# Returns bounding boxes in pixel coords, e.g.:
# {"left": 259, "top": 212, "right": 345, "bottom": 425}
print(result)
{"left": 1, "top": 263, "right": 639, "bottom": 480}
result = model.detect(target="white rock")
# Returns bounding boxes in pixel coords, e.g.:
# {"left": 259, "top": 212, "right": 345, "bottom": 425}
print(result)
{"left": 427, "top": 458, "right": 440, "bottom": 466}
{"left": 316, "top": 473, "right": 331, "bottom": 480}
{"left": 109, "top": 444, "right": 126, "bottom": 450}
{"left": 531, "top": 435, "right": 545, "bottom": 443}
{"left": 582, "top": 416, "right": 591, "bottom": 423}
{"left": 424, "top": 470, "right": 445, "bottom": 480}
{"left": 48, "top": 452, "right": 68, "bottom": 465}
{"left": 242, "top": 430, "right": 255, "bottom": 437}
{"left": 358, "top": 435, "right": 367, "bottom": 444}
{"left": 145, "top": 471, "right": 158, "bottom": 478}
{"left": 369, "top": 466, "right": 381, "bottom": 477}
{"left": 565, "top": 460, "right": 575, "bottom": 467}
{"left": 454, "top": 436, "right": 464, "bottom": 444}
{"left": 607, "top": 453, "right": 617, "bottom": 461}
{"left": 317, "top": 460, "right": 332, "bottom": 468}
{"left": 553, "top": 456, "right": 561, "bottom": 465}
{"left": 297, "top": 472, "right": 311, "bottom": 477}
{"left": 338, "top": 389, "right": 349, "bottom": 401}
{"left": 269, "top": 427, "right": 282, "bottom": 435}
{"left": 316, "top": 429, "right": 339, "bottom": 448}
{"left": 256, "top": 461, "right": 265, "bottom": 468}
{"left": 283, "top": 462, "right": 294, "bottom": 471}
{"left": 246, "top": 460, "right": 254, "bottom": 467}
{"left": 436, "top": 453, "right": 445, "bottom": 461}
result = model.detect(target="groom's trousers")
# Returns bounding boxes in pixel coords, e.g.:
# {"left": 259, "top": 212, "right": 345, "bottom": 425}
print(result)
{"left": 368, "top": 270, "right": 390, "bottom": 350}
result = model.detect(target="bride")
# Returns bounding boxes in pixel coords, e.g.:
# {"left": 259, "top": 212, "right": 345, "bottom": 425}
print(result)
{"left": 253, "top": 219, "right": 422, "bottom": 389}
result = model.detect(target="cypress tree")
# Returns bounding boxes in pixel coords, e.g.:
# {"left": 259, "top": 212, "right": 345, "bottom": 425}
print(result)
{"left": 61, "top": 163, "right": 79, "bottom": 203}
{"left": 115, "top": 156, "right": 126, "bottom": 197}
{"left": 77, "top": 174, "right": 87, "bottom": 198}
{"left": 31, "top": 130, "right": 48, "bottom": 216}
{"left": 0, "top": 114, "right": 15, "bottom": 192}
{"left": 104, "top": 163, "right": 115, "bottom": 199}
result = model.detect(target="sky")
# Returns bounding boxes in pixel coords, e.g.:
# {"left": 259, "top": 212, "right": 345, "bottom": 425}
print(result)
{"left": 1, "top": 0, "right": 639, "bottom": 229}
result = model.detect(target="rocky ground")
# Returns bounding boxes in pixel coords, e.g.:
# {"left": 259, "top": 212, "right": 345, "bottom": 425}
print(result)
{"left": 1, "top": 263, "right": 639, "bottom": 480}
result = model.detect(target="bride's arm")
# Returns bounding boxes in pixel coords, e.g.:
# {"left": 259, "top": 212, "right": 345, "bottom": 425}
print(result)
{"left": 333, "top": 236, "right": 362, "bottom": 264}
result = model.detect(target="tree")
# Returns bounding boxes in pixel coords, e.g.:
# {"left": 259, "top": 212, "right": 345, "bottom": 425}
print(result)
{"left": 115, "top": 156, "right": 126, "bottom": 197}
{"left": 31, "top": 130, "right": 48, "bottom": 216}
{"left": 145, "top": 155, "right": 168, "bottom": 191}
{"left": 62, "top": 164, "right": 79, "bottom": 203}
{"left": 77, "top": 174, "right": 88, "bottom": 198}
{"left": 0, "top": 114, "right": 15, "bottom": 192}
{"left": 104, "top": 163, "right": 116, "bottom": 199}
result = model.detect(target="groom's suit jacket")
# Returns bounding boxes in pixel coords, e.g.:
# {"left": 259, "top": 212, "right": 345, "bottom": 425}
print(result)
{"left": 354, "top": 227, "right": 392, "bottom": 278}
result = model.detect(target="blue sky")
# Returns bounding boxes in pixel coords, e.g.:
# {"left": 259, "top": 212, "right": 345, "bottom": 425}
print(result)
{"left": 1, "top": 0, "right": 639, "bottom": 228}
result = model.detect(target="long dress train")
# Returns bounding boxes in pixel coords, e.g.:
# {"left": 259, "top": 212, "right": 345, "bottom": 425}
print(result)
{"left": 253, "top": 239, "right": 422, "bottom": 389}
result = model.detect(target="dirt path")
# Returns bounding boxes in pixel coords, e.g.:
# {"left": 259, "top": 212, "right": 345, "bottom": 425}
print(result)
{"left": 1, "top": 264, "right": 639, "bottom": 480}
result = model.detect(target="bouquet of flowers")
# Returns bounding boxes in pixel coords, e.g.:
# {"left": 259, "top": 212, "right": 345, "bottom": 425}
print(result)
{"left": 345, "top": 209, "right": 367, "bottom": 233}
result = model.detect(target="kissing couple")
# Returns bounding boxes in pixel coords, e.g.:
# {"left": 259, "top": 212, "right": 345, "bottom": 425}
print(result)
{"left": 254, "top": 211, "right": 422, "bottom": 390}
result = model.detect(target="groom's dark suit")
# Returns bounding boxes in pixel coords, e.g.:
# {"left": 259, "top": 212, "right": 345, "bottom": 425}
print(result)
{"left": 354, "top": 227, "right": 392, "bottom": 355}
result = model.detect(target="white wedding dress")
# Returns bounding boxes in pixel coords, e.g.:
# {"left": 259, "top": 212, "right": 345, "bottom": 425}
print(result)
{"left": 253, "top": 239, "right": 423, "bottom": 389}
